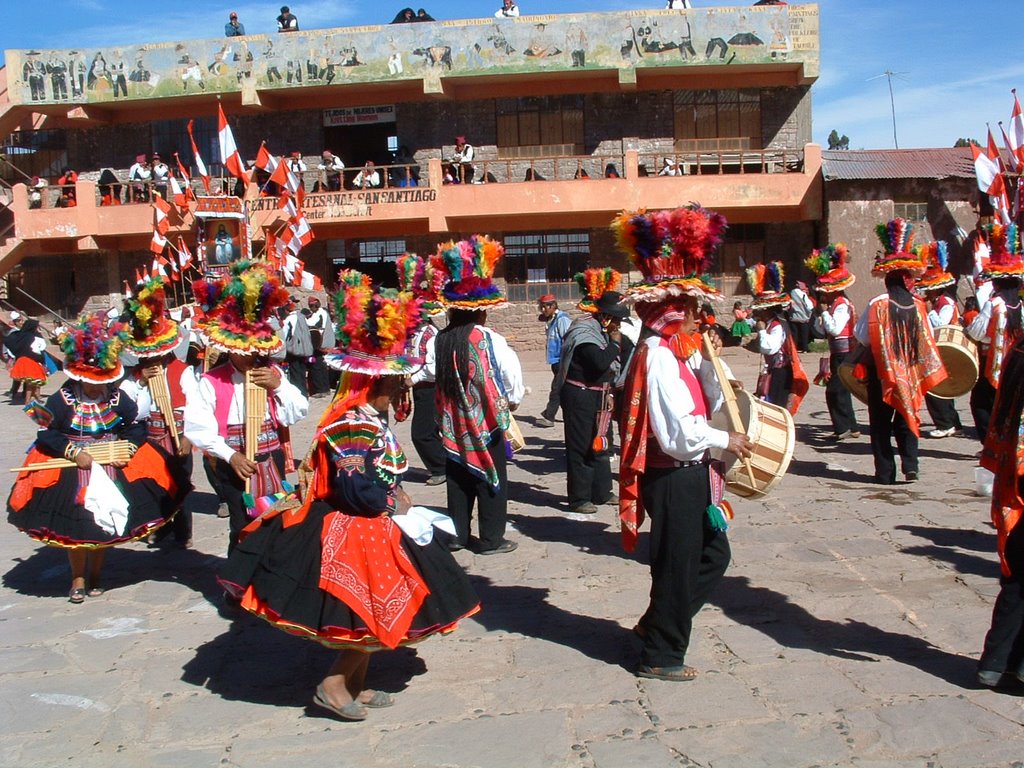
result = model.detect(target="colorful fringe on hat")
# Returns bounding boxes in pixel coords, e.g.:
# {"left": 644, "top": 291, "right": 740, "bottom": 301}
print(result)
{"left": 914, "top": 241, "right": 956, "bottom": 292}
{"left": 575, "top": 267, "right": 622, "bottom": 313}
{"left": 191, "top": 261, "right": 290, "bottom": 355}
{"left": 326, "top": 269, "right": 423, "bottom": 376}
{"left": 433, "top": 235, "right": 508, "bottom": 310}
{"left": 61, "top": 312, "right": 129, "bottom": 384}
{"left": 872, "top": 218, "right": 924, "bottom": 277}
{"left": 396, "top": 252, "right": 444, "bottom": 316}
{"left": 745, "top": 261, "right": 791, "bottom": 311}
{"left": 123, "top": 275, "right": 182, "bottom": 358}
{"left": 804, "top": 243, "right": 856, "bottom": 293}
{"left": 612, "top": 203, "right": 726, "bottom": 303}
{"left": 980, "top": 223, "right": 1023, "bottom": 281}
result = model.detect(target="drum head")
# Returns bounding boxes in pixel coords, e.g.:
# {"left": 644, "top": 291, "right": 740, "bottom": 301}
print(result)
{"left": 837, "top": 362, "right": 869, "bottom": 405}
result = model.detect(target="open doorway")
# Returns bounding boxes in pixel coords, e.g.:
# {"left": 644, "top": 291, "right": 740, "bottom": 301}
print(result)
{"left": 323, "top": 124, "right": 396, "bottom": 188}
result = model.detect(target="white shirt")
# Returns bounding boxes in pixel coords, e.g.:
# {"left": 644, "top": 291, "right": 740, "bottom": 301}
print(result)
{"left": 353, "top": 168, "right": 381, "bottom": 188}
{"left": 410, "top": 327, "right": 436, "bottom": 386}
{"left": 482, "top": 327, "right": 524, "bottom": 405}
{"left": 757, "top": 320, "right": 785, "bottom": 356}
{"left": 496, "top": 3, "right": 519, "bottom": 17}
{"left": 928, "top": 298, "right": 956, "bottom": 329}
{"left": 453, "top": 143, "right": 474, "bottom": 163}
{"left": 307, "top": 307, "right": 331, "bottom": 331}
{"left": 120, "top": 366, "right": 196, "bottom": 422}
{"left": 853, "top": 294, "right": 888, "bottom": 347}
{"left": 966, "top": 296, "right": 1001, "bottom": 344}
{"left": 816, "top": 298, "right": 851, "bottom": 338}
{"left": 644, "top": 338, "right": 730, "bottom": 462}
{"left": 318, "top": 156, "right": 345, "bottom": 173}
{"left": 183, "top": 364, "right": 308, "bottom": 462}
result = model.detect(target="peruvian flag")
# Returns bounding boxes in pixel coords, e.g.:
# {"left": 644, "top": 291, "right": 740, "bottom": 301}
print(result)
{"left": 187, "top": 120, "right": 211, "bottom": 193}
{"left": 169, "top": 174, "right": 190, "bottom": 211}
{"left": 135, "top": 267, "right": 146, "bottom": 286}
{"left": 1009, "top": 89, "right": 1024, "bottom": 169}
{"left": 151, "top": 256, "right": 168, "bottom": 280}
{"left": 300, "top": 270, "right": 323, "bottom": 291}
{"left": 176, "top": 236, "right": 193, "bottom": 272}
{"left": 256, "top": 142, "right": 279, "bottom": 174}
{"left": 218, "top": 103, "right": 250, "bottom": 186}
{"left": 285, "top": 213, "right": 314, "bottom": 255}
{"left": 270, "top": 163, "right": 302, "bottom": 198}
{"left": 123, "top": 280, "right": 133, "bottom": 300}
{"left": 972, "top": 138, "right": 1005, "bottom": 198}
{"left": 172, "top": 152, "right": 196, "bottom": 207}
{"left": 149, "top": 195, "right": 172, "bottom": 254}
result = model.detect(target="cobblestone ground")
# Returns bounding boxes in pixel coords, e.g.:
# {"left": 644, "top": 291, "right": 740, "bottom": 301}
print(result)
{"left": 1, "top": 345, "right": 1022, "bottom": 768}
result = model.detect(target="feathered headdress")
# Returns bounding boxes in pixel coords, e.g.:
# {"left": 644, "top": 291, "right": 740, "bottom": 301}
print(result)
{"left": 62, "top": 312, "right": 130, "bottom": 384}
{"left": 192, "top": 261, "right": 290, "bottom": 355}
{"left": 326, "top": 269, "right": 423, "bottom": 376}
{"left": 980, "top": 222, "right": 1023, "bottom": 280}
{"left": 575, "top": 267, "right": 622, "bottom": 313}
{"left": 805, "top": 242, "right": 855, "bottom": 293}
{"left": 396, "top": 252, "right": 444, "bottom": 316}
{"left": 123, "top": 274, "right": 183, "bottom": 358}
{"left": 612, "top": 203, "right": 727, "bottom": 303}
{"left": 745, "top": 261, "right": 791, "bottom": 311}
{"left": 914, "top": 241, "right": 956, "bottom": 292}
{"left": 872, "top": 218, "right": 925, "bottom": 277}
{"left": 432, "top": 235, "right": 508, "bottom": 310}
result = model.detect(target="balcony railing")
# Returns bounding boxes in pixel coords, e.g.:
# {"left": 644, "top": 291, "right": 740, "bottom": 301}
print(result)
{"left": 640, "top": 148, "right": 805, "bottom": 177}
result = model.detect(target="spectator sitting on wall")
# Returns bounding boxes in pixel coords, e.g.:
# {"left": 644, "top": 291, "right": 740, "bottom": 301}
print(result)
{"left": 225, "top": 11, "right": 246, "bottom": 36}
{"left": 496, "top": 0, "right": 519, "bottom": 18}
{"left": 604, "top": 163, "right": 621, "bottom": 178}
{"left": 28, "top": 177, "right": 47, "bottom": 209}
{"left": 416, "top": 8, "right": 435, "bottom": 21}
{"left": 277, "top": 5, "right": 299, "bottom": 32}
{"left": 352, "top": 161, "right": 381, "bottom": 189}
{"left": 128, "top": 153, "right": 151, "bottom": 202}
{"left": 574, "top": 167, "right": 590, "bottom": 179}
{"left": 97, "top": 168, "right": 122, "bottom": 206}
{"left": 391, "top": 7, "right": 416, "bottom": 22}
{"left": 667, "top": 0, "right": 692, "bottom": 8}
{"left": 447, "top": 135, "right": 474, "bottom": 184}
{"left": 391, "top": 145, "right": 420, "bottom": 187}
{"left": 56, "top": 167, "right": 78, "bottom": 207}
{"left": 317, "top": 150, "right": 345, "bottom": 191}
{"left": 658, "top": 157, "right": 680, "bottom": 176}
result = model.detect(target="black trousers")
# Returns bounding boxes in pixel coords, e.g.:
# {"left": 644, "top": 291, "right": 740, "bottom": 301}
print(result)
{"left": 411, "top": 384, "right": 446, "bottom": 477}
{"left": 445, "top": 439, "right": 507, "bottom": 551}
{"left": 152, "top": 450, "right": 194, "bottom": 543}
{"left": 285, "top": 354, "right": 309, "bottom": 397}
{"left": 542, "top": 363, "right": 561, "bottom": 421}
{"left": 210, "top": 450, "right": 286, "bottom": 555}
{"left": 826, "top": 353, "right": 859, "bottom": 435}
{"left": 866, "top": 370, "right": 918, "bottom": 482}
{"left": 791, "top": 321, "right": 812, "bottom": 352}
{"left": 970, "top": 376, "right": 996, "bottom": 444}
{"left": 561, "top": 383, "right": 612, "bottom": 509}
{"left": 765, "top": 363, "right": 793, "bottom": 411}
{"left": 637, "top": 463, "right": 730, "bottom": 668}
{"left": 308, "top": 352, "right": 330, "bottom": 396}
{"left": 924, "top": 392, "right": 962, "bottom": 432}
{"left": 979, "top": 522, "right": 1024, "bottom": 680}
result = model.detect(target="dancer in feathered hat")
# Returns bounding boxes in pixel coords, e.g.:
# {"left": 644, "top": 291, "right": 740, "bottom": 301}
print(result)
{"left": 966, "top": 223, "right": 1023, "bottom": 444}
{"left": 395, "top": 254, "right": 448, "bottom": 485}
{"left": 119, "top": 275, "right": 195, "bottom": 548}
{"left": 432, "top": 235, "right": 523, "bottom": 554}
{"left": 7, "top": 312, "right": 182, "bottom": 603}
{"left": 612, "top": 205, "right": 753, "bottom": 682}
{"left": 745, "top": 261, "right": 808, "bottom": 416}
{"left": 219, "top": 269, "right": 479, "bottom": 722}
{"left": 853, "top": 219, "right": 947, "bottom": 484}
{"left": 914, "top": 241, "right": 965, "bottom": 439}
{"left": 806, "top": 243, "right": 861, "bottom": 440}
{"left": 183, "top": 262, "right": 309, "bottom": 557}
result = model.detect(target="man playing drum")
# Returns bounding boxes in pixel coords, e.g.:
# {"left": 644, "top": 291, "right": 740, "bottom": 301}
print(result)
{"left": 614, "top": 205, "right": 752, "bottom": 682}
{"left": 854, "top": 219, "right": 947, "bottom": 485}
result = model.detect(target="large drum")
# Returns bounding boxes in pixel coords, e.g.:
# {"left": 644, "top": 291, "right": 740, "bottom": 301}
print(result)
{"left": 929, "top": 325, "right": 978, "bottom": 399}
{"left": 837, "top": 346, "right": 870, "bottom": 405}
{"left": 710, "top": 389, "right": 795, "bottom": 499}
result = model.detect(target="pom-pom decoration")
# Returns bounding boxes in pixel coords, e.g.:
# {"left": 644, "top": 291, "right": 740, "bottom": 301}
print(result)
{"left": 872, "top": 218, "right": 925, "bottom": 277}
{"left": 746, "top": 261, "right": 791, "bottom": 311}
{"left": 123, "top": 274, "right": 182, "bottom": 358}
{"left": 432, "top": 235, "right": 508, "bottom": 310}
{"left": 804, "top": 243, "right": 856, "bottom": 293}
{"left": 914, "top": 241, "right": 956, "bottom": 292}
{"left": 575, "top": 267, "right": 622, "bottom": 313}
{"left": 62, "top": 311, "right": 130, "bottom": 383}
{"left": 193, "top": 261, "right": 290, "bottom": 355}
{"left": 980, "top": 222, "right": 1024, "bottom": 280}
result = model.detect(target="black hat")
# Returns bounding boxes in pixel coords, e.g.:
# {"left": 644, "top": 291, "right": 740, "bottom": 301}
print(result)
{"left": 594, "top": 291, "right": 629, "bottom": 319}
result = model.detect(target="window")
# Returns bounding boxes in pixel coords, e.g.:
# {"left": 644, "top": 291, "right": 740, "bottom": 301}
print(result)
{"left": 673, "top": 90, "right": 762, "bottom": 149}
{"left": 894, "top": 201, "right": 928, "bottom": 227}
{"left": 331, "top": 238, "right": 407, "bottom": 287}
{"left": 356, "top": 238, "right": 407, "bottom": 263}
{"left": 503, "top": 231, "right": 590, "bottom": 302}
{"left": 496, "top": 96, "right": 585, "bottom": 156}
{"left": 717, "top": 223, "right": 765, "bottom": 275}
{"left": 152, "top": 117, "right": 219, "bottom": 176}
{"left": 1, "top": 129, "right": 67, "bottom": 182}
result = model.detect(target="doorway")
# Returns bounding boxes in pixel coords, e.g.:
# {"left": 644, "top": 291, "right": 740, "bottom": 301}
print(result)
{"left": 323, "top": 123, "right": 396, "bottom": 188}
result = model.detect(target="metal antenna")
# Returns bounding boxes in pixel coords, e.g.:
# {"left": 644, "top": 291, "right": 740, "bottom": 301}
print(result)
{"left": 868, "top": 70, "right": 908, "bottom": 149}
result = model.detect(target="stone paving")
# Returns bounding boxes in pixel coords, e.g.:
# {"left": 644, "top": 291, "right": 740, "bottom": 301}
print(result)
{"left": 1, "top": 346, "right": 1022, "bottom": 768}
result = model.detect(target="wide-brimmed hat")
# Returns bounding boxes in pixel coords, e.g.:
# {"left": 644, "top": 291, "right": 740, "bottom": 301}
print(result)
{"left": 612, "top": 204, "right": 727, "bottom": 303}
{"left": 61, "top": 312, "right": 129, "bottom": 384}
{"left": 593, "top": 290, "right": 630, "bottom": 319}
{"left": 914, "top": 241, "right": 956, "bottom": 292}
{"left": 123, "top": 275, "right": 183, "bottom": 358}
{"left": 980, "top": 222, "right": 1023, "bottom": 281}
{"left": 746, "top": 261, "right": 791, "bottom": 311}
{"left": 575, "top": 267, "right": 622, "bottom": 313}
{"left": 872, "top": 218, "right": 925, "bottom": 277}
{"left": 325, "top": 269, "right": 423, "bottom": 376}
{"left": 432, "top": 235, "right": 508, "bottom": 311}
{"left": 805, "top": 242, "right": 856, "bottom": 293}
{"left": 192, "top": 261, "right": 289, "bottom": 356}
{"left": 396, "top": 252, "right": 444, "bottom": 316}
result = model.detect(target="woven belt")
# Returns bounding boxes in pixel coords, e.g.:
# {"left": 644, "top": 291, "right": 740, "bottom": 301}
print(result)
{"left": 565, "top": 378, "right": 609, "bottom": 392}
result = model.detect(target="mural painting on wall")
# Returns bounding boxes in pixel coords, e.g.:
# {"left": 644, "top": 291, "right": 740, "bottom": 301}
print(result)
{"left": 8, "top": 7, "right": 818, "bottom": 105}
{"left": 194, "top": 197, "right": 250, "bottom": 277}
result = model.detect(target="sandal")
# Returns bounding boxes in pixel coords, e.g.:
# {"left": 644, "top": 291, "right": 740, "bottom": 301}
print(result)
{"left": 313, "top": 684, "right": 367, "bottom": 721}
{"left": 359, "top": 690, "right": 394, "bottom": 708}
{"left": 636, "top": 664, "right": 699, "bottom": 682}
{"left": 68, "top": 587, "right": 86, "bottom": 604}
{"left": 86, "top": 586, "right": 105, "bottom": 598}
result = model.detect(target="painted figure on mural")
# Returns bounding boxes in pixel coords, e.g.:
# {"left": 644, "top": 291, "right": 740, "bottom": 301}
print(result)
{"left": 24, "top": 53, "right": 47, "bottom": 101}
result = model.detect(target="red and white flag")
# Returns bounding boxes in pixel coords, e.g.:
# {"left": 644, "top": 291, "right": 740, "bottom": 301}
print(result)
{"left": 300, "top": 270, "right": 323, "bottom": 291}
{"left": 135, "top": 267, "right": 147, "bottom": 286}
{"left": 123, "top": 280, "right": 133, "bottom": 300}
{"left": 149, "top": 196, "right": 172, "bottom": 254}
{"left": 972, "top": 138, "right": 1005, "bottom": 198}
{"left": 151, "top": 256, "right": 168, "bottom": 280}
{"left": 176, "top": 236, "right": 193, "bottom": 272}
{"left": 255, "top": 142, "right": 279, "bottom": 174}
{"left": 187, "top": 120, "right": 211, "bottom": 193}
{"left": 169, "top": 174, "right": 190, "bottom": 211}
{"left": 218, "top": 103, "right": 250, "bottom": 186}
{"left": 1009, "top": 89, "right": 1024, "bottom": 169}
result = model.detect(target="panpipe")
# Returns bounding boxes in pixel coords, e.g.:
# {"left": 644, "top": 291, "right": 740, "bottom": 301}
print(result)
{"left": 148, "top": 369, "right": 180, "bottom": 452}
{"left": 12, "top": 440, "right": 135, "bottom": 472}
{"left": 244, "top": 369, "right": 268, "bottom": 494}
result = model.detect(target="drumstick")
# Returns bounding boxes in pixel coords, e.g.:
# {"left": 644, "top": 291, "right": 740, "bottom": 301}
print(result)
{"left": 701, "top": 332, "right": 758, "bottom": 490}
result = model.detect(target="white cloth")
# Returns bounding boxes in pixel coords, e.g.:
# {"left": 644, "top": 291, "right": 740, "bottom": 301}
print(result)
{"left": 788, "top": 287, "right": 814, "bottom": 323}
{"left": 410, "top": 327, "right": 436, "bottom": 386}
{"left": 757, "top": 321, "right": 785, "bottom": 356}
{"left": 482, "top": 326, "right": 524, "bottom": 405}
{"left": 84, "top": 465, "right": 130, "bottom": 537}
{"left": 495, "top": 3, "right": 519, "bottom": 17}
{"left": 453, "top": 143, "right": 474, "bottom": 164}
{"left": 392, "top": 505, "right": 457, "bottom": 546}
{"left": 817, "top": 298, "right": 851, "bottom": 338}
{"left": 966, "top": 296, "right": 1002, "bottom": 343}
{"left": 183, "top": 365, "right": 308, "bottom": 462}
{"left": 644, "top": 337, "right": 730, "bottom": 462}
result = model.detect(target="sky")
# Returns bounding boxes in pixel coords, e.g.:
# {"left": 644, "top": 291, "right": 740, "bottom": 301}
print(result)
{"left": 2, "top": 0, "right": 1022, "bottom": 151}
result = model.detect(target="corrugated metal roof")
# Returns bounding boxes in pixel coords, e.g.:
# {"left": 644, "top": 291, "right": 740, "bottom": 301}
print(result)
{"left": 821, "top": 148, "right": 976, "bottom": 181}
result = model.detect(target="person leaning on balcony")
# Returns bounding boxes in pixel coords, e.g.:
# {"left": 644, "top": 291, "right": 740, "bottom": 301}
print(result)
{"left": 225, "top": 11, "right": 246, "bottom": 36}
{"left": 98, "top": 168, "right": 122, "bottom": 206}
{"left": 128, "top": 153, "right": 151, "bottom": 202}
{"left": 496, "top": 0, "right": 519, "bottom": 17}
{"left": 28, "top": 177, "right": 47, "bottom": 209}
{"left": 56, "top": 168, "right": 78, "bottom": 207}
{"left": 352, "top": 161, "right": 381, "bottom": 189}
{"left": 276, "top": 5, "right": 299, "bottom": 32}
{"left": 658, "top": 157, "right": 680, "bottom": 177}
{"left": 151, "top": 154, "right": 170, "bottom": 200}
{"left": 449, "top": 135, "right": 475, "bottom": 184}
{"left": 317, "top": 150, "right": 345, "bottom": 192}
